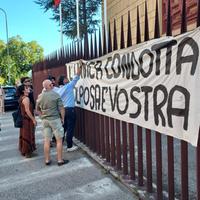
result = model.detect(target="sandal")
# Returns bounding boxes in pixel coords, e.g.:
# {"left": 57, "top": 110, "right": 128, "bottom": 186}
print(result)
{"left": 25, "top": 153, "right": 32, "bottom": 158}
{"left": 57, "top": 159, "right": 69, "bottom": 166}
{"left": 45, "top": 160, "right": 52, "bottom": 166}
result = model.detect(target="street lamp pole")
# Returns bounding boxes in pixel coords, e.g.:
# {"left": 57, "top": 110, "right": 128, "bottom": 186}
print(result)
{"left": 0, "top": 8, "right": 10, "bottom": 84}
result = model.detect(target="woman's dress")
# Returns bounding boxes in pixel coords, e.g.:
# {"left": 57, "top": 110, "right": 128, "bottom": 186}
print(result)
{"left": 19, "top": 96, "right": 36, "bottom": 156}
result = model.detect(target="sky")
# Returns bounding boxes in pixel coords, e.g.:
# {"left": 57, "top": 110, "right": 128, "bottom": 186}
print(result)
{"left": 0, "top": 0, "right": 67, "bottom": 56}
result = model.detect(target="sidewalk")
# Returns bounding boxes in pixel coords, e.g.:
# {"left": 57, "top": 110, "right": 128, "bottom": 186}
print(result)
{"left": 0, "top": 111, "right": 139, "bottom": 200}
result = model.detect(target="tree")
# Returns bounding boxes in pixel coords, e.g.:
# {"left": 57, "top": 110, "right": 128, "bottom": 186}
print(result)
{"left": 35, "top": 0, "right": 102, "bottom": 39}
{"left": 0, "top": 36, "right": 44, "bottom": 84}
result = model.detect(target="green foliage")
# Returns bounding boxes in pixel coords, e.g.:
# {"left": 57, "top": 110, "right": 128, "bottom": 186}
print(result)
{"left": 0, "top": 36, "right": 44, "bottom": 85}
{"left": 35, "top": 0, "right": 102, "bottom": 39}
{"left": 0, "top": 77, "right": 5, "bottom": 85}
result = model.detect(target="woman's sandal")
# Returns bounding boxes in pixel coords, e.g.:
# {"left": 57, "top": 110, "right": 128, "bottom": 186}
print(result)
{"left": 45, "top": 160, "right": 52, "bottom": 166}
{"left": 25, "top": 153, "right": 32, "bottom": 158}
{"left": 57, "top": 159, "right": 69, "bottom": 166}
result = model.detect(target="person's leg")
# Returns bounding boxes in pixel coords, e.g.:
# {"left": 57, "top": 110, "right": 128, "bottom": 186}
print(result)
{"left": 42, "top": 120, "right": 52, "bottom": 163}
{"left": 56, "top": 137, "right": 63, "bottom": 162}
{"left": 51, "top": 118, "right": 68, "bottom": 164}
{"left": 44, "top": 138, "right": 51, "bottom": 162}
{"left": 63, "top": 108, "right": 68, "bottom": 143}
{"left": 0, "top": 98, "right": 2, "bottom": 113}
{"left": 66, "top": 108, "right": 76, "bottom": 148}
{"left": 2, "top": 99, "right": 4, "bottom": 113}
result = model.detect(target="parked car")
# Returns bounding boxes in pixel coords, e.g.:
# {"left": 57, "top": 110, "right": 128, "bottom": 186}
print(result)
{"left": 3, "top": 86, "right": 19, "bottom": 109}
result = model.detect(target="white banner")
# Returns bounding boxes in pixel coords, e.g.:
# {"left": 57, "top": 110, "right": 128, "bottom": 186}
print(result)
{"left": 66, "top": 27, "right": 200, "bottom": 146}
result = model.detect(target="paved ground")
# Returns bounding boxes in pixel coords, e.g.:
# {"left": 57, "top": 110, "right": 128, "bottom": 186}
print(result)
{"left": 0, "top": 111, "right": 139, "bottom": 200}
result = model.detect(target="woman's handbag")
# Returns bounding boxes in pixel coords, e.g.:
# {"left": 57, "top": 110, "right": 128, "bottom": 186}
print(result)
{"left": 12, "top": 106, "right": 23, "bottom": 128}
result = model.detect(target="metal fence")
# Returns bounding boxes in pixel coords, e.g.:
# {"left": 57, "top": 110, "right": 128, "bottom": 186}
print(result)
{"left": 32, "top": 0, "right": 200, "bottom": 199}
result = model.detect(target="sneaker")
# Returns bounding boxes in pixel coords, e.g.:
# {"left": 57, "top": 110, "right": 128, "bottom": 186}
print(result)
{"left": 67, "top": 146, "right": 79, "bottom": 152}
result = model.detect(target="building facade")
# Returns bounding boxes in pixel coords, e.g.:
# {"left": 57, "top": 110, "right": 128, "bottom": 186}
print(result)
{"left": 103, "top": 0, "right": 198, "bottom": 47}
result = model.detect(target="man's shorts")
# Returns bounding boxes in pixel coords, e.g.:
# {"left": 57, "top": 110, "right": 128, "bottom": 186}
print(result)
{"left": 42, "top": 118, "right": 64, "bottom": 139}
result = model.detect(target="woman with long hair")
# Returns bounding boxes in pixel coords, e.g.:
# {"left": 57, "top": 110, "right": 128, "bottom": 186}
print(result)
{"left": 17, "top": 84, "right": 37, "bottom": 158}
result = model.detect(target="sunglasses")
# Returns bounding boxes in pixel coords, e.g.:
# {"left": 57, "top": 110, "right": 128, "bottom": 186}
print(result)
{"left": 24, "top": 80, "right": 31, "bottom": 83}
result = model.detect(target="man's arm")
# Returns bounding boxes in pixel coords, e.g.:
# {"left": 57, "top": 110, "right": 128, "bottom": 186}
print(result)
{"left": 67, "top": 59, "right": 85, "bottom": 88}
{"left": 59, "top": 107, "right": 65, "bottom": 125}
{"left": 35, "top": 94, "right": 42, "bottom": 115}
{"left": 76, "top": 59, "right": 85, "bottom": 76}
{"left": 57, "top": 96, "right": 65, "bottom": 124}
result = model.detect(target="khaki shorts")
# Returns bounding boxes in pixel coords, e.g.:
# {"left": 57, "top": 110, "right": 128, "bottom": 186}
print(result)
{"left": 42, "top": 118, "right": 64, "bottom": 139}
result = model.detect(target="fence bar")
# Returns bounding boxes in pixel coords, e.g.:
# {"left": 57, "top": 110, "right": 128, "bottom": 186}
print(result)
{"left": 98, "top": 114, "right": 103, "bottom": 156}
{"left": 122, "top": 121, "right": 128, "bottom": 175}
{"left": 154, "top": 0, "right": 160, "bottom": 39}
{"left": 181, "top": 0, "right": 187, "bottom": 33}
{"left": 129, "top": 123, "right": 135, "bottom": 180}
{"left": 81, "top": 108, "right": 85, "bottom": 143}
{"left": 127, "top": 11, "right": 132, "bottom": 47}
{"left": 197, "top": 130, "right": 200, "bottom": 199}
{"left": 167, "top": 136, "right": 174, "bottom": 200}
{"left": 98, "top": 27, "right": 102, "bottom": 57}
{"left": 87, "top": 111, "right": 91, "bottom": 150}
{"left": 166, "top": 0, "right": 172, "bottom": 36}
{"left": 120, "top": 16, "right": 125, "bottom": 49}
{"left": 108, "top": 22, "right": 112, "bottom": 53}
{"left": 116, "top": 119, "right": 122, "bottom": 170}
{"left": 88, "top": 111, "right": 93, "bottom": 150}
{"left": 101, "top": 115, "right": 105, "bottom": 158}
{"left": 110, "top": 118, "right": 116, "bottom": 166}
{"left": 75, "top": 107, "right": 80, "bottom": 140}
{"left": 88, "top": 111, "right": 94, "bottom": 151}
{"left": 144, "top": 1, "right": 149, "bottom": 41}
{"left": 85, "top": 110, "right": 89, "bottom": 146}
{"left": 77, "top": 108, "right": 81, "bottom": 140}
{"left": 79, "top": 108, "right": 82, "bottom": 141}
{"left": 146, "top": 128, "right": 152, "bottom": 192}
{"left": 155, "top": 132, "right": 163, "bottom": 199}
{"left": 103, "top": 25, "right": 107, "bottom": 55}
{"left": 180, "top": 1, "right": 189, "bottom": 199}
{"left": 105, "top": 116, "right": 110, "bottom": 163}
{"left": 90, "top": 34, "right": 93, "bottom": 59}
{"left": 181, "top": 141, "right": 188, "bottom": 200}
{"left": 87, "top": 110, "right": 91, "bottom": 147}
{"left": 137, "top": 126, "right": 143, "bottom": 186}
{"left": 94, "top": 32, "right": 98, "bottom": 58}
{"left": 92, "top": 112, "right": 96, "bottom": 152}
{"left": 113, "top": 19, "right": 118, "bottom": 50}
{"left": 84, "top": 34, "right": 89, "bottom": 59}
{"left": 136, "top": 6, "right": 141, "bottom": 44}
{"left": 96, "top": 114, "right": 101, "bottom": 155}
{"left": 198, "top": 0, "right": 200, "bottom": 27}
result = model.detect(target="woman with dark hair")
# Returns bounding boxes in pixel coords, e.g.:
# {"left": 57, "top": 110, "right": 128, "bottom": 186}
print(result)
{"left": 58, "top": 75, "right": 67, "bottom": 87}
{"left": 18, "top": 84, "right": 37, "bottom": 158}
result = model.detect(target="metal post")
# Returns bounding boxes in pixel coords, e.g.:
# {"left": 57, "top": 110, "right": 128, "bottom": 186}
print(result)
{"left": 104, "top": 0, "right": 108, "bottom": 52}
{"left": 0, "top": 8, "right": 10, "bottom": 84}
